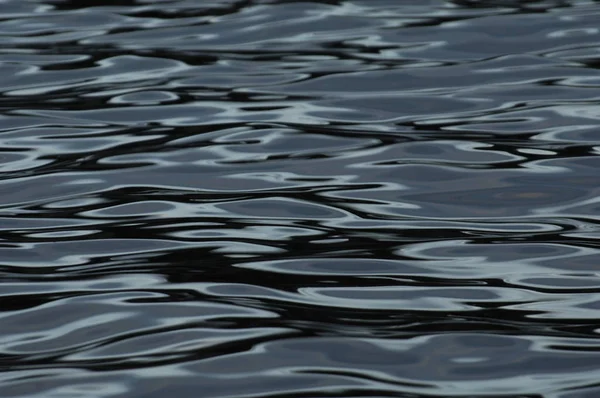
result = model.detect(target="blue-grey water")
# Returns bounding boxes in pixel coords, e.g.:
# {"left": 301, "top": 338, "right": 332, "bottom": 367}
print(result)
{"left": 1, "top": 0, "right": 600, "bottom": 397}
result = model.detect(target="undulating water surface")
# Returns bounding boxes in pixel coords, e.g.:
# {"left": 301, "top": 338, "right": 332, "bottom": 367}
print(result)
{"left": 1, "top": 0, "right": 600, "bottom": 397}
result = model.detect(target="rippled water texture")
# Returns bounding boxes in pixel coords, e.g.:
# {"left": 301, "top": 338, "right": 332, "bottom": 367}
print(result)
{"left": 2, "top": 0, "right": 600, "bottom": 397}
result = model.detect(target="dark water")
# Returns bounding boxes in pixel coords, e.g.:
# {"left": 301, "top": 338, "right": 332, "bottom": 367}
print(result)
{"left": 1, "top": 0, "right": 600, "bottom": 397}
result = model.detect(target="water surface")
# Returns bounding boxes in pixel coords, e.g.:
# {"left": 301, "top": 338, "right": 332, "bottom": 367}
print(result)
{"left": 1, "top": 0, "right": 600, "bottom": 397}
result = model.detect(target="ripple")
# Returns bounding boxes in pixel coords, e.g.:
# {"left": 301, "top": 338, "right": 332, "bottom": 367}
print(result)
{"left": 2, "top": 0, "right": 600, "bottom": 397}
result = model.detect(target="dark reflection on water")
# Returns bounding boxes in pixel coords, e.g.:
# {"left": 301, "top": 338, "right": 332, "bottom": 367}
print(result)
{"left": 1, "top": 0, "right": 600, "bottom": 397}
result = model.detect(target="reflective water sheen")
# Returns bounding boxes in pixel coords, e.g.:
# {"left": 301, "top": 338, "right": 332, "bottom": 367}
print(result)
{"left": 1, "top": 0, "right": 600, "bottom": 397}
